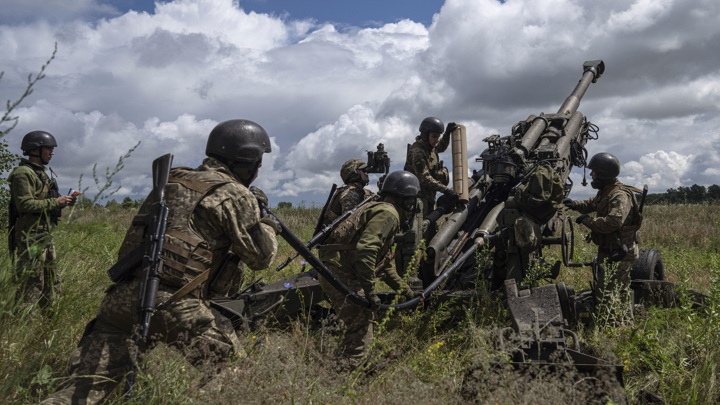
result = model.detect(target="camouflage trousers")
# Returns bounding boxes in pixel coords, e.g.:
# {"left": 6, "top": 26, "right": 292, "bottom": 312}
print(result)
{"left": 14, "top": 234, "right": 60, "bottom": 309}
{"left": 318, "top": 264, "right": 375, "bottom": 367}
{"left": 594, "top": 244, "right": 639, "bottom": 321}
{"left": 41, "top": 278, "right": 241, "bottom": 405}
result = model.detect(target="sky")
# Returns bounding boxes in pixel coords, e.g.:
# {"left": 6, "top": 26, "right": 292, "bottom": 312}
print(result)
{"left": 1, "top": 0, "right": 719, "bottom": 206}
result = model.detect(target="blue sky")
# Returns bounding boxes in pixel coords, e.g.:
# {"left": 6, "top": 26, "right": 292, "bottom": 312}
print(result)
{"left": 1, "top": 0, "right": 719, "bottom": 206}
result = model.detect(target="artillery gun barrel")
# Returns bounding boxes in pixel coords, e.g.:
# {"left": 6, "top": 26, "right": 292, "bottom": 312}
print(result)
{"left": 513, "top": 60, "right": 604, "bottom": 162}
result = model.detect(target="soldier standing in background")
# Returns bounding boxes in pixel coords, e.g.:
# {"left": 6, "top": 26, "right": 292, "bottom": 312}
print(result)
{"left": 563, "top": 152, "right": 642, "bottom": 322}
{"left": 404, "top": 117, "right": 459, "bottom": 216}
{"left": 41, "top": 120, "right": 279, "bottom": 405}
{"left": 8, "top": 131, "right": 75, "bottom": 309}
{"left": 318, "top": 170, "right": 422, "bottom": 371}
{"left": 321, "top": 158, "right": 375, "bottom": 225}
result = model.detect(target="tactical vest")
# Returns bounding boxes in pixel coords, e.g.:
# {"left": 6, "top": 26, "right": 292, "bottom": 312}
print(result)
{"left": 156, "top": 167, "right": 233, "bottom": 289}
{"left": 404, "top": 140, "right": 448, "bottom": 200}
{"left": 590, "top": 183, "right": 642, "bottom": 249}
{"left": 323, "top": 184, "right": 373, "bottom": 225}
{"left": 7, "top": 162, "right": 60, "bottom": 251}
{"left": 323, "top": 201, "right": 383, "bottom": 249}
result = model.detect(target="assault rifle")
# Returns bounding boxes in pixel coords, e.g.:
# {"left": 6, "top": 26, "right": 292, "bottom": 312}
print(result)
{"left": 275, "top": 194, "right": 375, "bottom": 272}
{"left": 124, "top": 153, "right": 173, "bottom": 398}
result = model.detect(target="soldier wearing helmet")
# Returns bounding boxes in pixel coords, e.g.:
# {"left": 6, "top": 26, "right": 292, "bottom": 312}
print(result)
{"left": 318, "top": 170, "right": 423, "bottom": 370}
{"left": 404, "top": 117, "right": 459, "bottom": 216}
{"left": 563, "top": 152, "right": 642, "bottom": 322}
{"left": 43, "top": 119, "right": 279, "bottom": 404}
{"left": 8, "top": 130, "right": 76, "bottom": 309}
{"left": 321, "top": 158, "right": 375, "bottom": 226}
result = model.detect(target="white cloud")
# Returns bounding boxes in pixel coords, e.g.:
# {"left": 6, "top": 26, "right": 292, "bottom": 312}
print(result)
{"left": 2, "top": 0, "right": 720, "bottom": 205}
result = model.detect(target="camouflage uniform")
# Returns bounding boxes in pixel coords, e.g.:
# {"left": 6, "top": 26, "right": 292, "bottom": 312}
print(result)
{"left": 322, "top": 182, "right": 375, "bottom": 226}
{"left": 41, "top": 157, "right": 278, "bottom": 405}
{"left": 574, "top": 179, "right": 641, "bottom": 301}
{"left": 8, "top": 158, "right": 62, "bottom": 308}
{"left": 318, "top": 201, "right": 410, "bottom": 366}
{"left": 404, "top": 136, "right": 450, "bottom": 215}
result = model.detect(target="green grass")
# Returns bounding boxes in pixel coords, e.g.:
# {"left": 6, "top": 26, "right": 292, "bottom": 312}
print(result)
{"left": 0, "top": 204, "right": 718, "bottom": 404}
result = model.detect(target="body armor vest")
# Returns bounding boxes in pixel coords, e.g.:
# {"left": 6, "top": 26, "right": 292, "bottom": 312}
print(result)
{"left": 323, "top": 184, "right": 374, "bottom": 225}
{"left": 157, "top": 167, "right": 233, "bottom": 289}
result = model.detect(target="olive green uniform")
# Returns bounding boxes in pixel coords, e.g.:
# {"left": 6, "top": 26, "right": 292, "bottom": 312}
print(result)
{"left": 319, "top": 201, "right": 410, "bottom": 365}
{"left": 41, "top": 158, "right": 278, "bottom": 405}
{"left": 574, "top": 179, "right": 641, "bottom": 302}
{"left": 8, "top": 158, "right": 62, "bottom": 308}
{"left": 404, "top": 136, "right": 450, "bottom": 215}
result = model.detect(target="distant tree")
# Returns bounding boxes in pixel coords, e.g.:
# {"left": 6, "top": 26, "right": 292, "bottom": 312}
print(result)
{"left": 708, "top": 185, "right": 720, "bottom": 201}
{"left": 277, "top": 202, "right": 292, "bottom": 209}
{"left": 105, "top": 199, "right": 120, "bottom": 210}
{"left": 687, "top": 184, "right": 706, "bottom": 203}
{"left": 75, "top": 194, "right": 94, "bottom": 209}
{"left": 121, "top": 196, "right": 135, "bottom": 209}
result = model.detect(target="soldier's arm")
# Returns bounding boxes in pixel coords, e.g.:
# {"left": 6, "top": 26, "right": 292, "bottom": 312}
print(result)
{"left": 435, "top": 131, "right": 451, "bottom": 153}
{"left": 216, "top": 186, "right": 278, "bottom": 270}
{"left": 409, "top": 149, "right": 448, "bottom": 193}
{"left": 378, "top": 257, "right": 409, "bottom": 292}
{"left": 354, "top": 210, "right": 398, "bottom": 297}
{"left": 10, "top": 170, "right": 59, "bottom": 214}
{"left": 583, "top": 192, "right": 631, "bottom": 234}
{"left": 573, "top": 197, "right": 597, "bottom": 214}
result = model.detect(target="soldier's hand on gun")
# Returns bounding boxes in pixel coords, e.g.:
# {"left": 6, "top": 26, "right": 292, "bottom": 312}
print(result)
{"left": 444, "top": 122, "right": 458, "bottom": 135}
{"left": 367, "top": 294, "right": 381, "bottom": 312}
{"left": 563, "top": 198, "right": 576, "bottom": 210}
{"left": 403, "top": 288, "right": 424, "bottom": 304}
{"left": 249, "top": 186, "right": 269, "bottom": 206}
{"left": 575, "top": 214, "right": 590, "bottom": 225}
{"left": 442, "top": 187, "right": 459, "bottom": 202}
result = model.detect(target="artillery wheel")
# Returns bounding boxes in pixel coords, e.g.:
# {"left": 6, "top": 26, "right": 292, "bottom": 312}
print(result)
{"left": 561, "top": 214, "right": 575, "bottom": 267}
{"left": 631, "top": 248, "right": 665, "bottom": 281}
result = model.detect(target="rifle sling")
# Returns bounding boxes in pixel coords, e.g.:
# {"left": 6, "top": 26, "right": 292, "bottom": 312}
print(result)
{"left": 157, "top": 253, "right": 229, "bottom": 308}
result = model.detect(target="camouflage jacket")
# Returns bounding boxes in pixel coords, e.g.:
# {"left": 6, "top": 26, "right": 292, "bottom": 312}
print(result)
{"left": 321, "top": 201, "right": 408, "bottom": 298}
{"left": 8, "top": 158, "right": 61, "bottom": 237}
{"left": 404, "top": 136, "right": 450, "bottom": 202}
{"left": 322, "top": 182, "right": 375, "bottom": 225}
{"left": 575, "top": 180, "right": 640, "bottom": 251}
{"left": 118, "top": 157, "right": 278, "bottom": 297}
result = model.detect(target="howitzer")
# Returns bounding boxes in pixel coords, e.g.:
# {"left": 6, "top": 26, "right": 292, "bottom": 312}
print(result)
{"left": 275, "top": 194, "right": 375, "bottom": 272}
{"left": 124, "top": 153, "right": 173, "bottom": 398}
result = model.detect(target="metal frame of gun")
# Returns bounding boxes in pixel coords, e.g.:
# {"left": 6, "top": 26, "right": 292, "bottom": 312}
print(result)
{"left": 124, "top": 153, "right": 173, "bottom": 398}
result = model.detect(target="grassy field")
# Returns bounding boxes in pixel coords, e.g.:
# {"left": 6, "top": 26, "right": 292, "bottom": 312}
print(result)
{"left": 0, "top": 203, "right": 718, "bottom": 404}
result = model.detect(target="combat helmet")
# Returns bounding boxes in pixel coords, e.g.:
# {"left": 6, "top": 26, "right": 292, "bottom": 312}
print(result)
{"left": 587, "top": 152, "right": 620, "bottom": 181}
{"left": 206, "top": 119, "right": 271, "bottom": 165}
{"left": 380, "top": 170, "right": 420, "bottom": 198}
{"left": 21, "top": 131, "right": 57, "bottom": 155}
{"left": 340, "top": 158, "right": 368, "bottom": 184}
{"left": 419, "top": 117, "right": 444, "bottom": 141}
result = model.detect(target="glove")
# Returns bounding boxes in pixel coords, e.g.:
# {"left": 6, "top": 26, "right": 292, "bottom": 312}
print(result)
{"left": 260, "top": 216, "right": 282, "bottom": 235}
{"left": 249, "top": 186, "right": 268, "bottom": 207}
{"left": 444, "top": 122, "right": 458, "bottom": 135}
{"left": 576, "top": 214, "right": 590, "bottom": 225}
{"left": 563, "top": 198, "right": 576, "bottom": 210}
{"left": 403, "top": 288, "right": 419, "bottom": 301}
{"left": 442, "top": 187, "right": 459, "bottom": 201}
{"left": 366, "top": 294, "right": 381, "bottom": 312}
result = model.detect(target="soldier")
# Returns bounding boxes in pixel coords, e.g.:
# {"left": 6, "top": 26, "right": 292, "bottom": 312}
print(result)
{"left": 563, "top": 152, "right": 642, "bottom": 319}
{"left": 318, "top": 170, "right": 422, "bottom": 370}
{"left": 41, "top": 119, "right": 279, "bottom": 404}
{"left": 404, "top": 117, "right": 459, "bottom": 216}
{"left": 8, "top": 130, "right": 75, "bottom": 309}
{"left": 321, "top": 158, "right": 375, "bottom": 225}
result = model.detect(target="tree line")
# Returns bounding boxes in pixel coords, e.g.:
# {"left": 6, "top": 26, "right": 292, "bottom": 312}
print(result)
{"left": 645, "top": 184, "right": 720, "bottom": 205}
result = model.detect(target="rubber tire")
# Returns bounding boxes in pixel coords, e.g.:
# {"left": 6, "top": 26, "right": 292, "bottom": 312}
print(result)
{"left": 630, "top": 248, "right": 665, "bottom": 281}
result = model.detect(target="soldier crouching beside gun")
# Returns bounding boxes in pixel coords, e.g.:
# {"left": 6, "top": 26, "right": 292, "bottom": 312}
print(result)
{"left": 41, "top": 120, "right": 279, "bottom": 405}
{"left": 563, "top": 152, "right": 642, "bottom": 323}
{"left": 318, "top": 171, "right": 423, "bottom": 371}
